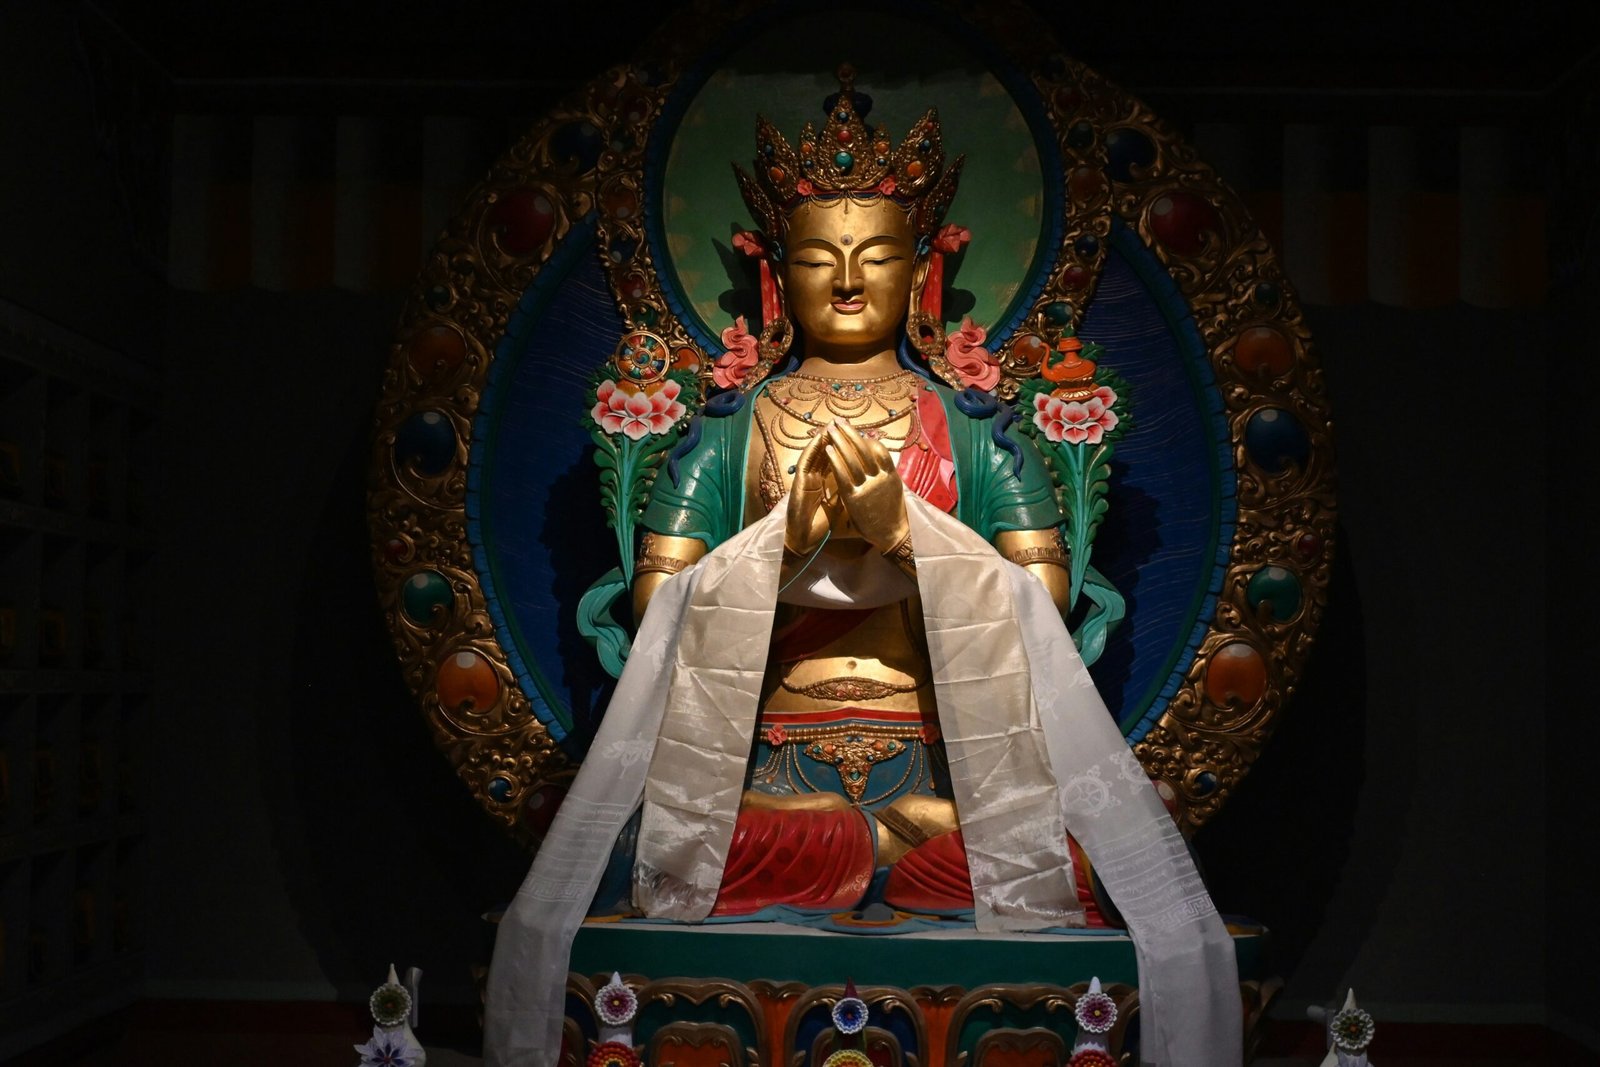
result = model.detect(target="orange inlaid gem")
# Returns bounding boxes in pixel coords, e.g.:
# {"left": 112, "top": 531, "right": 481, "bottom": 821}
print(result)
{"left": 406, "top": 325, "right": 466, "bottom": 380}
{"left": 437, "top": 649, "right": 501, "bottom": 714}
{"left": 905, "top": 160, "right": 925, "bottom": 179}
{"left": 768, "top": 166, "right": 785, "bottom": 183}
{"left": 1234, "top": 326, "right": 1294, "bottom": 377}
{"left": 1204, "top": 642, "right": 1267, "bottom": 708}
{"left": 1010, "top": 332, "right": 1050, "bottom": 369}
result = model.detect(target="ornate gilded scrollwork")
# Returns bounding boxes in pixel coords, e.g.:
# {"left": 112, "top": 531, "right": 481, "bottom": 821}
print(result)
{"left": 372, "top": 0, "right": 1333, "bottom": 841}
{"left": 970, "top": 1027, "right": 1067, "bottom": 1067}
{"left": 650, "top": 1021, "right": 749, "bottom": 1067}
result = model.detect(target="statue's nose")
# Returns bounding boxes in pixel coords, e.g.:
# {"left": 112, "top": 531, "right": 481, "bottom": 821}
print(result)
{"left": 835, "top": 259, "right": 862, "bottom": 295}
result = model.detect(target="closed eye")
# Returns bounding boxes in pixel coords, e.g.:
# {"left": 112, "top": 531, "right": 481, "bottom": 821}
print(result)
{"left": 792, "top": 259, "right": 831, "bottom": 268}
{"left": 862, "top": 256, "right": 902, "bottom": 266}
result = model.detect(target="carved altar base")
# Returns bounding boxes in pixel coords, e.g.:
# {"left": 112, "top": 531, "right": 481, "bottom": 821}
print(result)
{"left": 538, "top": 921, "right": 1279, "bottom": 1066}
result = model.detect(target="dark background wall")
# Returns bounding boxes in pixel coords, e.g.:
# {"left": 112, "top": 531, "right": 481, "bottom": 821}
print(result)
{"left": 2, "top": 0, "right": 1594, "bottom": 1048}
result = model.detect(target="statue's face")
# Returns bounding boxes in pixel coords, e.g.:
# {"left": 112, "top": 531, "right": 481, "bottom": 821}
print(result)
{"left": 781, "top": 196, "right": 918, "bottom": 356}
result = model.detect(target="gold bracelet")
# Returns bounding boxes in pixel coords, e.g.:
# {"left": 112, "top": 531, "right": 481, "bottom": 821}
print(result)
{"left": 635, "top": 532, "right": 691, "bottom": 577}
{"left": 635, "top": 553, "right": 689, "bottom": 577}
{"left": 1005, "top": 544, "right": 1068, "bottom": 567}
{"left": 1003, "top": 529, "right": 1068, "bottom": 568}
{"left": 882, "top": 528, "right": 915, "bottom": 570}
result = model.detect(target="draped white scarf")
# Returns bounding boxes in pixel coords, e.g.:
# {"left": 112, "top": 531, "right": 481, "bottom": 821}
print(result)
{"left": 486, "top": 495, "right": 1240, "bottom": 1066}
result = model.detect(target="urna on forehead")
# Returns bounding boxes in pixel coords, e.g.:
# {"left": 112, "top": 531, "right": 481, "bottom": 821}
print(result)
{"left": 784, "top": 194, "right": 916, "bottom": 250}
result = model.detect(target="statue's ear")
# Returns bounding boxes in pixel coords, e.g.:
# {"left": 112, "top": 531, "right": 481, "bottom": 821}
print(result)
{"left": 910, "top": 254, "right": 931, "bottom": 305}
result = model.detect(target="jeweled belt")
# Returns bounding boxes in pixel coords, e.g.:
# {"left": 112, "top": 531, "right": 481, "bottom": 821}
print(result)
{"left": 779, "top": 674, "right": 921, "bottom": 703}
{"left": 757, "top": 709, "right": 939, "bottom": 805}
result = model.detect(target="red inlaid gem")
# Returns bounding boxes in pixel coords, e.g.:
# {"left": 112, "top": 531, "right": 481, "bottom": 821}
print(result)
{"left": 1234, "top": 326, "right": 1294, "bottom": 377}
{"left": 1062, "top": 266, "right": 1089, "bottom": 290}
{"left": 489, "top": 188, "right": 555, "bottom": 255}
{"left": 602, "top": 185, "right": 639, "bottom": 220}
{"left": 383, "top": 537, "right": 410, "bottom": 563}
{"left": 836, "top": 128, "right": 852, "bottom": 145}
{"left": 619, "top": 90, "right": 649, "bottom": 125}
{"left": 1068, "top": 166, "right": 1104, "bottom": 202}
{"left": 1294, "top": 532, "right": 1323, "bottom": 560}
{"left": 1149, "top": 191, "right": 1220, "bottom": 256}
{"left": 521, "top": 781, "right": 568, "bottom": 840}
{"left": 621, "top": 272, "right": 648, "bottom": 300}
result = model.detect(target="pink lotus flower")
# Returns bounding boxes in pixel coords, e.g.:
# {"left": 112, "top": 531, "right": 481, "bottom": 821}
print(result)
{"left": 764, "top": 724, "right": 787, "bottom": 746}
{"left": 1033, "top": 391, "right": 1120, "bottom": 445}
{"left": 877, "top": 176, "right": 897, "bottom": 196}
{"left": 714, "top": 315, "right": 761, "bottom": 390}
{"left": 795, "top": 179, "right": 815, "bottom": 198}
{"left": 944, "top": 316, "right": 1000, "bottom": 392}
{"left": 593, "top": 378, "right": 686, "bottom": 440}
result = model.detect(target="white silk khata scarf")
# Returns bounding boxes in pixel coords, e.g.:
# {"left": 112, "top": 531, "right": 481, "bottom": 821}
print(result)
{"left": 486, "top": 494, "right": 1241, "bottom": 1067}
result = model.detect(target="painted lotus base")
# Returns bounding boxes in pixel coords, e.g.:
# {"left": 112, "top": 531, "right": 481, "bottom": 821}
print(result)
{"left": 543, "top": 920, "right": 1279, "bottom": 1066}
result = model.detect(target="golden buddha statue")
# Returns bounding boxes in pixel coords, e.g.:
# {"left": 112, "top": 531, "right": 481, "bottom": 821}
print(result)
{"left": 625, "top": 71, "right": 1102, "bottom": 918}
{"left": 483, "top": 71, "right": 1240, "bottom": 1067}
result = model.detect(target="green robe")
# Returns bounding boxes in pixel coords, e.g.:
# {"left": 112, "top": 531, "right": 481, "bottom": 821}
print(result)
{"left": 642, "top": 378, "right": 1062, "bottom": 545}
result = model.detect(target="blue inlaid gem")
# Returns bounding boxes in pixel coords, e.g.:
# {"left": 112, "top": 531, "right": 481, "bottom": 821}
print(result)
{"left": 1075, "top": 234, "right": 1101, "bottom": 257}
{"left": 395, "top": 410, "right": 455, "bottom": 475}
{"left": 1195, "top": 771, "right": 1218, "bottom": 796}
{"left": 1244, "top": 407, "right": 1312, "bottom": 473}
{"left": 834, "top": 150, "right": 854, "bottom": 170}
{"left": 487, "top": 775, "right": 514, "bottom": 802}
{"left": 1104, "top": 127, "right": 1156, "bottom": 182}
{"left": 1066, "top": 121, "right": 1095, "bottom": 150}
{"left": 550, "top": 121, "right": 604, "bottom": 174}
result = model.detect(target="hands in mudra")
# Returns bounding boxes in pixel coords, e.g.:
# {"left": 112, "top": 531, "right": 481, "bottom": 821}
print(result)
{"left": 784, "top": 422, "right": 911, "bottom": 558}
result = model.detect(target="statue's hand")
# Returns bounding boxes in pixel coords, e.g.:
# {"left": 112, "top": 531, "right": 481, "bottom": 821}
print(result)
{"left": 784, "top": 431, "right": 832, "bottom": 557}
{"left": 825, "top": 422, "right": 909, "bottom": 553}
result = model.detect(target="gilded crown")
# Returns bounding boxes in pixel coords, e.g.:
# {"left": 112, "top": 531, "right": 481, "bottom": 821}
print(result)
{"left": 734, "top": 65, "right": 965, "bottom": 247}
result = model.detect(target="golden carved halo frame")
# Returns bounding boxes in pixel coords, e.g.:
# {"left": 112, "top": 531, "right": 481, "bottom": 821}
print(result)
{"left": 368, "top": 0, "right": 1335, "bottom": 846}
